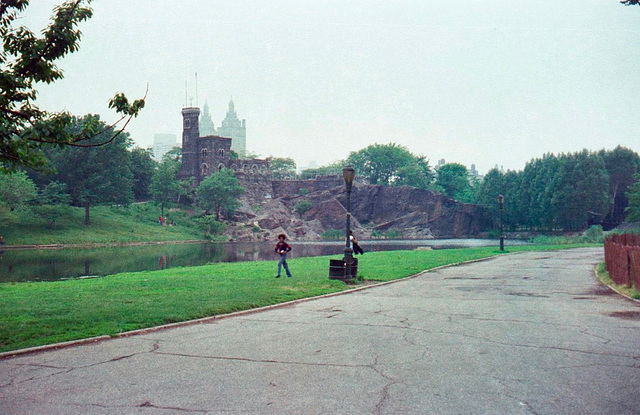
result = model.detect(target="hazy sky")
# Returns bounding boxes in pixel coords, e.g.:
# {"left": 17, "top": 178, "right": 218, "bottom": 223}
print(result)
{"left": 23, "top": 1, "right": 640, "bottom": 174}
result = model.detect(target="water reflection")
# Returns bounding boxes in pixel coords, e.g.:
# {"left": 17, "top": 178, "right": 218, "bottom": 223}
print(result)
{"left": 0, "top": 239, "right": 528, "bottom": 283}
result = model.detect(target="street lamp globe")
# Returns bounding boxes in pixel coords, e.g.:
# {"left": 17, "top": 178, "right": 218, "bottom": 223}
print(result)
{"left": 343, "top": 166, "right": 355, "bottom": 192}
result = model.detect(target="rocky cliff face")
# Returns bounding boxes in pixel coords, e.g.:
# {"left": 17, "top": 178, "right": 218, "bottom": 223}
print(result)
{"left": 227, "top": 181, "right": 491, "bottom": 241}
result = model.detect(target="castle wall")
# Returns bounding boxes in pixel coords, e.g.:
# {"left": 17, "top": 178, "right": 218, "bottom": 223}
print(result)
{"left": 271, "top": 175, "right": 344, "bottom": 198}
{"left": 234, "top": 170, "right": 274, "bottom": 204}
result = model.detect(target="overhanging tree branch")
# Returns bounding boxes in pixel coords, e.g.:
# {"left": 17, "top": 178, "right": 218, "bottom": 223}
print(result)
{"left": 0, "top": 1, "right": 146, "bottom": 172}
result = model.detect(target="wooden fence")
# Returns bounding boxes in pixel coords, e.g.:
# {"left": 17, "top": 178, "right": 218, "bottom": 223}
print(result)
{"left": 604, "top": 233, "right": 640, "bottom": 289}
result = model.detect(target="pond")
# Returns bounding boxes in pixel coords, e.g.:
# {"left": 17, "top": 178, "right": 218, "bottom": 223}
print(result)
{"left": 0, "top": 239, "right": 529, "bottom": 283}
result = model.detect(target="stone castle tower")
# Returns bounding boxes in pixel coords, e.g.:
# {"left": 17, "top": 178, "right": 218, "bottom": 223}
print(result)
{"left": 178, "top": 106, "right": 232, "bottom": 184}
{"left": 217, "top": 99, "right": 246, "bottom": 156}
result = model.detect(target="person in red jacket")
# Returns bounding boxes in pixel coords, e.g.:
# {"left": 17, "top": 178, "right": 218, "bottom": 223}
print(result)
{"left": 274, "top": 234, "right": 292, "bottom": 278}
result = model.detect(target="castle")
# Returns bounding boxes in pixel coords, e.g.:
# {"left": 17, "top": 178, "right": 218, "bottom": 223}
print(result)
{"left": 177, "top": 105, "right": 270, "bottom": 194}
{"left": 178, "top": 104, "right": 345, "bottom": 204}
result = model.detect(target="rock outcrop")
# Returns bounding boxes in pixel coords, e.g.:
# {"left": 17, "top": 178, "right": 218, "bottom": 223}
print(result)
{"left": 228, "top": 179, "right": 491, "bottom": 241}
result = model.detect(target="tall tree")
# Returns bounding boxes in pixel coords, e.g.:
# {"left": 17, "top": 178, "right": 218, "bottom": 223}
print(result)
{"left": 0, "top": 170, "right": 37, "bottom": 210}
{"left": 395, "top": 156, "right": 436, "bottom": 190}
{"left": 0, "top": 0, "right": 144, "bottom": 172}
{"left": 149, "top": 154, "right": 183, "bottom": 216}
{"left": 599, "top": 146, "right": 640, "bottom": 225}
{"left": 267, "top": 157, "right": 297, "bottom": 179}
{"left": 435, "top": 163, "right": 471, "bottom": 200}
{"left": 196, "top": 169, "right": 245, "bottom": 221}
{"left": 346, "top": 143, "right": 415, "bottom": 185}
{"left": 625, "top": 174, "right": 640, "bottom": 222}
{"left": 502, "top": 170, "right": 523, "bottom": 230}
{"left": 44, "top": 115, "right": 134, "bottom": 224}
{"left": 550, "top": 151, "right": 609, "bottom": 231}
{"left": 300, "top": 160, "right": 344, "bottom": 179}
{"left": 476, "top": 168, "right": 504, "bottom": 211}
{"left": 37, "top": 180, "right": 70, "bottom": 205}
{"left": 130, "top": 148, "right": 156, "bottom": 201}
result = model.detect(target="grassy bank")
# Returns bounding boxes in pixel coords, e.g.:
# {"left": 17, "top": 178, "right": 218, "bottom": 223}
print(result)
{"left": 0, "top": 203, "right": 204, "bottom": 245}
{"left": 596, "top": 263, "right": 640, "bottom": 300}
{"left": 0, "top": 244, "right": 597, "bottom": 353}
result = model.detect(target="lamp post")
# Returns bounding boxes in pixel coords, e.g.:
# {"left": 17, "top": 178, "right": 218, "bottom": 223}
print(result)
{"left": 497, "top": 194, "right": 504, "bottom": 252}
{"left": 343, "top": 166, "right": 356, "bottom": 279}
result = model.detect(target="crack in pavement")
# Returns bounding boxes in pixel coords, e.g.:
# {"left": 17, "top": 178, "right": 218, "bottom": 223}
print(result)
{"left": 237, "top": 316, "right": 639, "bottom": 361}
{"left": 137, "top": 400, "right": 209, "bottom": 413}
{"left": 371, "top": 355, "right": 401, "bottom": 415}
{"left": 152, "top": 350, "right": 374, "bottom": 369}
{"left": 0, "top": 340, "right": 160, "bottom": 389}
{"left": 493, "top": 377, "right": 540, "bottom": 415}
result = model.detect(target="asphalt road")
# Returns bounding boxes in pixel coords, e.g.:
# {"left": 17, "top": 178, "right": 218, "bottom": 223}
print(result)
{"left": 1, "top": 247, "right": 639, "bottom": 414}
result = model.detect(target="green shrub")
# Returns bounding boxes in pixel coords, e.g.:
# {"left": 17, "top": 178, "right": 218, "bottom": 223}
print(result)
{"left": 384, "top": 230, "right": 402, "bottom": 239}
{"left": 582, "top": 225, "right": 604, "bottom": 243}
{"left": 195, "top": 215, "right": 226, "bottom": 239}
{"left": 294, "top": 200, "right": 313, "bottom": 215}
{"left": 321, "top": 229, "right": 343, "bottom": 240}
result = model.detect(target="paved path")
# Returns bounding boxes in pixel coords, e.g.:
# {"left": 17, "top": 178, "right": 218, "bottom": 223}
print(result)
{"left": 1, "top": 247, "right": 639, "bottom": 414}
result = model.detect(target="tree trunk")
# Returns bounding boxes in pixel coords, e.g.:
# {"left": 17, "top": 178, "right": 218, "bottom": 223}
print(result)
{"left": 161, "top": 202, "right": 164, "bottom": 217}
{"left": 84, "top": 196, "right": 90, "bottom": 226}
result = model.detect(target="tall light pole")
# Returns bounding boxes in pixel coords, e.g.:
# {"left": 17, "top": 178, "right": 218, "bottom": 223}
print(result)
{"left": 343, "top": 166, "right": 356, "bottom": 279}
{"left": 497, "top": 194, "right": 504, "bottom": 252}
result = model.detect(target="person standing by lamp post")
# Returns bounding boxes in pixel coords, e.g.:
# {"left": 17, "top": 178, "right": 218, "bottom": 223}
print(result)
{"left": 343, "top": 166, "right": 356, "bottom": 279}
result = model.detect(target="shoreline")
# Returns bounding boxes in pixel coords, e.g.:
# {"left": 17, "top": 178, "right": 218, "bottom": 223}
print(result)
{"left": 0, "top": 239, "right": 209, "bottom": 251}
{"left": 0, "top": 235, "right": 526, "bottom": 251}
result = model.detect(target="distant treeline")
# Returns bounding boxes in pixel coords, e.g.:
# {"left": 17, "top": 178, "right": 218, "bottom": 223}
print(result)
{"left": 475, "top": 147, "right": 640, "bottom": 231}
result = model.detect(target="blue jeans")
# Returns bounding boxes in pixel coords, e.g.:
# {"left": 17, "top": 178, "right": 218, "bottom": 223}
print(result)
{"left": 278, "top": 254, "right": 292, "bottom": 277}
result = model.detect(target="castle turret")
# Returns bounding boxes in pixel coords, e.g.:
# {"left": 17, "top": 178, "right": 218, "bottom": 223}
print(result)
{"left": 178, "top": 107, "right": 200, "bottom": 180}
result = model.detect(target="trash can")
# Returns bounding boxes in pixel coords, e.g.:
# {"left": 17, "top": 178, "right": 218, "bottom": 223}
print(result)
{"left": 329, "top": 258, "right": 358, "bottom": 280}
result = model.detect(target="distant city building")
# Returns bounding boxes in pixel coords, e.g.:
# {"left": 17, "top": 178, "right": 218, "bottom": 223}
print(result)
{"left": 217, "top": 99, "right": 246, "bottom": 156}
{"left": 199, "top": 100, "right": 216, "bottom": 136}
{"left": 469, "top": 163, "right": 483, "bottom": 182}
{"left": 152, "top": 133, "right": 178, "bottom": 161}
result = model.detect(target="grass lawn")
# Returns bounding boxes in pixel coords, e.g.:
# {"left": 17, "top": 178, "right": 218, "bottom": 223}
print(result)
{"left": 0, "top": 203, "right": 204, "bottom": 246}
{"left": 0, "top": 244, "right": 598, "bottom": 353}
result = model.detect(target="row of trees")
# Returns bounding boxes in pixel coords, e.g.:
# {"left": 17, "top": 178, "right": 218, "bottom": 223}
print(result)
{"left": 302, "top": 143, "right": 640, "bottom": 231}
{"left": 476, "top": 147, "right": 640, "bottom": 231}
{"left": 298, "top": 143, "right": 476, "bottom": 200}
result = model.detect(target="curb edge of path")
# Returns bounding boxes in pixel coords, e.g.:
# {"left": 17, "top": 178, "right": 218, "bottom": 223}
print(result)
{"left": 594, "top": 266, "right": 640, "bottom": 305}
{"left": 0, "top": 253, "right": 518, "bottom": 360}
